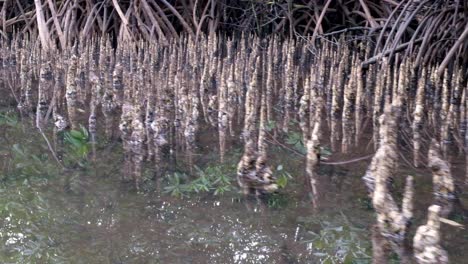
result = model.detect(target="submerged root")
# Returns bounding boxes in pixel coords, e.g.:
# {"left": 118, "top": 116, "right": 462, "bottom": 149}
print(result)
{"left": 130, "top": 115, "right": 145, "bottom": 190}
{"left": 237, "top": 80, "right": 277, "bottom": 196}
{"left": 306, "top": 95, "right": 323, "bottom": 208}
{"left": 413, "top": 205, "right": 449, "bottom": 264}
{"left": 237, "top": 140, "right": 278, "bottom": 196}
{"left": 428, "top": 139, "right": 455, "bottom": 218}
{"left": 306, "top": 123, "right": 321, "bottom": 208}
{"left": 364, "top": 101, "right": 414, "bottom": 257}
{"left": 1, "top": 33, "right": 467, "bottom": 214}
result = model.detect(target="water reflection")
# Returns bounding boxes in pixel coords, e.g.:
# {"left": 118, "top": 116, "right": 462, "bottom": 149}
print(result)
{"left": 1, "top": 122, "right": 466, "bottom": 263}
{"left": 1, "top": 170, "right": 375, "bottom": 263}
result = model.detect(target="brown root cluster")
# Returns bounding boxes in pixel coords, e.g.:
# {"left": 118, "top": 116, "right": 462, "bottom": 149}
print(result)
{"left": 2, "top": 1, "right": 467, "bottom": 70}
{"left": 364, "top": 100, "right": 459, "bottom": 262}
{"left": 364, "top": 98, "right": 414, "bottom": 261}
{"left": 411, "top": 141, "right": 456, "bottom": 264}
{"left": 0, "top": 32, "right": 467, "bottom": 194}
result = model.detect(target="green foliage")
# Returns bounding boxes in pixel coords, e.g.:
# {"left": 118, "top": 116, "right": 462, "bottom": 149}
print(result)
{"left": 7, "top": 144, "right": 58, "bottom": 180}
{"left": 0, "top": 111, "right": 19, "bottom": 127}
{"left": 285, "top": 131, "right": 307, "bottom": 154}
{"left": 12, "top": 144, "right": 47, "bottom": 178}
{"left": 275, "top": 164, "right": 292, "bottom": 189}
{"left": 357, "top": 197, "right": 373, "bottom": 210}
{"left": 164, "top": 172, "right": 189, "bottom": 198}
{"left": 0, "top": 119, "right": 91, "bottom": 181}
{"left": 264, "top": 119, "right": 333, "bottom": 159}
{"left": 450, "top": 212, "right": 465, "bottom": 223}
{"left": 266, "top": 120, "right": 276, "bottom": 132}
{"left": 276, "top": 174, "right": 288, "bottom": 188}
{"left": 266, "top": 193, "right": 289, "bottom": 208}
{"left": 0, "top": 111, "right": 58, "bottom": 181}
{"left": 164, "top": 165, "right": 234, "bottom": 197}
{"left": 63, "top": 126, "right": 90, "bottom": 167}
{"left": 285, "top": 131, "right": 333, "bottom": 159}
{"left": 320, "top": 147, "right": 332, "bottom": 160}
{"left": 388, "top": 252, "right": 400, "bottom": 263}
{"left": 64, "top": 126, "right": 90, "bottom": 158}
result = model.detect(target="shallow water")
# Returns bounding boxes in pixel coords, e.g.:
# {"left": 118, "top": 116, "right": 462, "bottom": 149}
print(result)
{"left": 0, "top": 112, "right": 467, "bottom": 264}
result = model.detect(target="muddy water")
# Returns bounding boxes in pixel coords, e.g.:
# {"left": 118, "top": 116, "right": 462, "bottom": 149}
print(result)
{"left": 0, "top": 113, "right": 467, "bottom": 264}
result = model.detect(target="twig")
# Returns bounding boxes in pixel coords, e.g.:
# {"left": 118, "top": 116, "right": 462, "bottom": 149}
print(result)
{"left": 362, "top": 38, "right": 423, "bottom": 67}
{"left": 320, "top": 26, "right": 381, "bottom": 37}
{"left": 321, "top": 154, "right": 374, "bottom": 165}
{"left": 266, "top": 133, "right": 375, "bottom": 166}
{"left": 37, "top": 126, "right": 65, "bottom": 169}
{"left": 265, "top": 137, "right": 305, "bottom": 157}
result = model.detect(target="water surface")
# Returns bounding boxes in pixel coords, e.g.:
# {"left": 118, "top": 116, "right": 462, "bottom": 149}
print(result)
{"left": 0, "top": 112, "right": 467, "bottom": 264}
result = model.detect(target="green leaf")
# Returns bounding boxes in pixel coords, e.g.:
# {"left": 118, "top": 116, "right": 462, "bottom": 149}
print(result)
{"left": 214, "top": 186, "right": 227, "bottom": 195}
{"left": 285, "top": 137, "right": 297, "bottom": 145}
{"left": 69, "top": 130, "right": 83, "bottom": 139}
{"left": 65, "top": 134, "right": 81, "bottom": 147}
{"left": 295, "top": 143, "right": 307, "bottom": 154}
{"left": 277, "top": 174, "right": 288, "bottom": 188}
{"left": 320, "top": 147, "right": 332, "bottom": 156}
{"left": 80, "top": 125, "right": 89, "bottom": 139}
{"left": 266, "top": 120, "right": 276, "bottom": 132}
{"left": 12, "top": 144, "right": 26, "bottom": 157}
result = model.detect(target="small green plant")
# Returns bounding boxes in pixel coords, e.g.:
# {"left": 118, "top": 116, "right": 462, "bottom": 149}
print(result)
{"left": 188, "top": 172, "right": 212, "bottom": 193}
{"left": 275, "top": 164, "right": 292, "bottom": 189}
{"left": 0, "top": 111, "right": 19, "bottom": 127}
{"left": 164, "top": 165, "right": 234, "bottom": 197}
{"left": 357, "top": 196, "right": 373, "bottom": 210}
{"left": 285, "top": 131, "right": 307, "bottom": 154}
{"left": 0, "top": 111, "right": 59, "bottom": 181}
{"left": 450, "top": 212, "right": 465, "bottom": 223}
{"left": 266, "top": 120, "right": 276, "bottom": 132}
{"left": 264, "top": 119, "right": 334, "bottom": 160}
{"left": 319, "top": 146, "right": 332, "bottom": 160}
{"left": 9, "top": 144, "right": 57, "bottom": 180}
{"left": 164, "top": 172, "right": 190, "bottom": 198}
{"left": 266, "top": 193, "right": 289, "bottom": 208}
{"left": 63, "top": 126, "right": 90, "bottom": 167}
